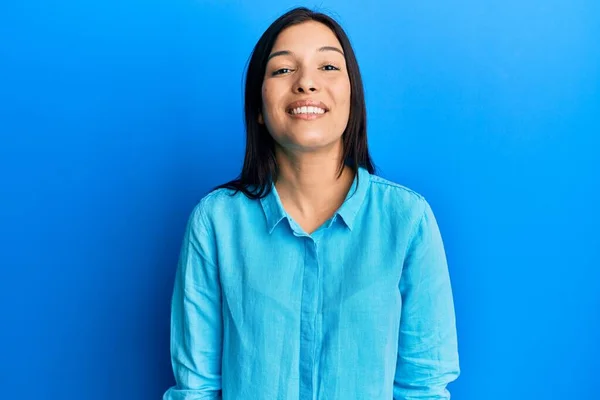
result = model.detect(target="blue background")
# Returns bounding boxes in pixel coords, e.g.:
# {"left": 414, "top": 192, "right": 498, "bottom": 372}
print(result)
{"left": 1, "top": 1, "right": 598, "bottom": 398}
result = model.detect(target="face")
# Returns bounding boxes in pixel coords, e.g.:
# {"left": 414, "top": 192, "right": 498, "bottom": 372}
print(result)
{"left": 260, "top": 21, "right": 351, "bottom": 153}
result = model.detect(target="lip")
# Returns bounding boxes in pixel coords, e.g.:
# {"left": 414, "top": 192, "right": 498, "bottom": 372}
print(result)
{"left": 286, "top": 99, "right": 329, "bottom": 114}
{"left": 288, "top": 112, "right": 326, "bottom": 120}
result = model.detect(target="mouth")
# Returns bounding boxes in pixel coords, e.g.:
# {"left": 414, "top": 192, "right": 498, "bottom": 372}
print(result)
{"left": 285, "top": 100, "right": 329, "bottom": 119}
{"left": 287, "top": 105, "right": 328, "bottom": 115}
{"left": 287, "top": 106, "right": 328, "bottom": 120}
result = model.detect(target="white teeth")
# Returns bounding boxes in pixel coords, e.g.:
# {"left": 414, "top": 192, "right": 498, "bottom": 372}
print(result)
{"left": 290, "top": 106, "right": 326, "bottom": 115}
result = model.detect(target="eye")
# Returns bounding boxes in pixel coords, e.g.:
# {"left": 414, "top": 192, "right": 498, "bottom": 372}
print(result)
{"left": 272, "top": 68, "right": 293, "bottom": 76}
{"left": 321, "top": 64, "right": 340, "bottom": 71}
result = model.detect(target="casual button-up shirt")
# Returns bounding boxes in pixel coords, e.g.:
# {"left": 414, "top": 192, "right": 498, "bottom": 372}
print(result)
{"left": 163, "top": 166, "right": 460, "bottom": 400}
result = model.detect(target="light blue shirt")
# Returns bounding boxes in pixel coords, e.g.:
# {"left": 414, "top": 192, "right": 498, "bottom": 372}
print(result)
{"left": 163, "top": 166, "right": 460, "bottom": 400}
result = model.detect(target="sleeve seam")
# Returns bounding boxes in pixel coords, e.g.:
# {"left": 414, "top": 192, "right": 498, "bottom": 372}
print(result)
{"left": 406, "top": 198, "right": 428, "bottom": 253}
{"left": 191, "top": 200, "right": 219, "bottom": 269}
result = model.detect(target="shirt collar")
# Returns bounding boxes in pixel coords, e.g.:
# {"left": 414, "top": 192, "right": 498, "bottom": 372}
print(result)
{"left": 260, "top": 166, "right": 371, "bottom": 234}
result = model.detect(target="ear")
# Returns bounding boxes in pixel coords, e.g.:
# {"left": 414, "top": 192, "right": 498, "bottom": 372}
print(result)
{"left": 258, "top": 112, "right": 264, "bottom": 124}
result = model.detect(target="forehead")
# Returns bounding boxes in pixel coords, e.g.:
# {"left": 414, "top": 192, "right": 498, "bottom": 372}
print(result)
{"left": 271, "top": 21, "right": 342, "bottom": 52}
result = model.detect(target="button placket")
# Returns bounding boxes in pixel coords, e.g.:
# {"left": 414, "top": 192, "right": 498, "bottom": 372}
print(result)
{"left": 299, "top": 238, "right": 320, "bottom": 400}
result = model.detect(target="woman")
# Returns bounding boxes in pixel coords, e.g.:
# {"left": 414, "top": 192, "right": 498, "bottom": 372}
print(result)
{"left": 163, "top": 7, "right": 459, "bottom": 400}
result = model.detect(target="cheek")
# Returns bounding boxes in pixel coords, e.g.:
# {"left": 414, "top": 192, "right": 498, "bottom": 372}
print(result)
{"left": 261, "top": 85, "right": 284, "bottom": 130}
{"left": 337, "top": 83, "right": 352, "bottom": 117}
{"left": 332, "top": 81, "right": 352, "bottom": 131}
{"left": 342, "top": 80, "right": 352, "bottom": 105}
{"left": 332, "top": 77, "right": 351, "bottom": 107}
{"left": 261, "top": 85, "right": 268, "bottom": 107}
{"left": 262, "top": 78, "right": 282, "bottom": 102}
{"left": 261, "top": 85, "right": 279, "bottom": 114}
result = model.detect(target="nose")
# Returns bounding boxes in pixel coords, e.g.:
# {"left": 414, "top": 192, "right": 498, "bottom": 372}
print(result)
{"left": 293, "top": 69, "right": 319, "bottom": 94}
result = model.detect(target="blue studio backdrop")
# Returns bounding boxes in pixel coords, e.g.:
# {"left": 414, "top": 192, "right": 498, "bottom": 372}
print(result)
{"left": 1, "top": 1, "right": 598, "bottom": 399}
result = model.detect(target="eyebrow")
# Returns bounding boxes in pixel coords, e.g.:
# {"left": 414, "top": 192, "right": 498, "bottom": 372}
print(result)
{"left": 267, "top": 46, "right": 344, "bottom": 62}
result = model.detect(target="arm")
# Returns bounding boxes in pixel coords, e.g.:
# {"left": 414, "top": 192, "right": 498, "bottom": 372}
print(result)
{"left": 393, "top": 199, "right": 460, "bottom": 399}
{"left": 163, "top": 204, "right": 223, "bottom": 400}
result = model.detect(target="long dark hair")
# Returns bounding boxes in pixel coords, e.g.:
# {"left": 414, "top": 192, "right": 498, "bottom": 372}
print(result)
{"left": 213, "top": 7, "right": 376, "bottom": 199}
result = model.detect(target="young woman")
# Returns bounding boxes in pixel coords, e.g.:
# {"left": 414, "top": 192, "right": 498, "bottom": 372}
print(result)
{"left": 163, "top": 7, "right": 459, "bottom": 400}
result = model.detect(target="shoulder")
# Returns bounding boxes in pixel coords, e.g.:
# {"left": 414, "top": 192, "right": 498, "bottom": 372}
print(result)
{"left": 365, "top": 173, "right": 443, "bottom": 242}
{"left": 367, "top": 173, "right": 428, "bottom": 215}
{"left": 199, "top": 186, "right": 247, "bottom": 209}
{"left": 369, "top": 173, "right": 425, "bottom": 200}
{"left": 187, "top": 187, "right": 255, "bottom": 229}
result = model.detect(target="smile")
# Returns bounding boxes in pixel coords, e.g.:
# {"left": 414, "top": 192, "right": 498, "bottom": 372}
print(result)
{"left": 287, "top": 106, "right": 328, "bottom": 120}
{"left": 289, "top": 106, "right": 326, "bottom": 115}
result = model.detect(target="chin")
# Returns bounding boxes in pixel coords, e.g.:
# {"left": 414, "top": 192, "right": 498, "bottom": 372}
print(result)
{"left": 291, "top": 135, "right": 342, "bottom": 152}
{"left": 271, "top": 128, "right": 343, "bottom": 151}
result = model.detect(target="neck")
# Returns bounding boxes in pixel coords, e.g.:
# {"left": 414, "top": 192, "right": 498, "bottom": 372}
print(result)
{"left": 273, "top": 144, "right": 355, "bottom": 218}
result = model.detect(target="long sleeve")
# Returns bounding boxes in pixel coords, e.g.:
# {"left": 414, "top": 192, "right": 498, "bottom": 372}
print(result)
{"left": 393, "top": 199, "right": 460, "bottom": 399}
{"left": 163, "top": 204, "right": 223, "bottom": 400}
